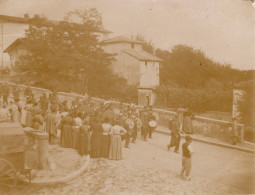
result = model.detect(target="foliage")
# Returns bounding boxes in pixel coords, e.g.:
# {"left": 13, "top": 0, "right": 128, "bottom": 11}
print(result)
{"left": 133, "top": 35, "right": 155, "bottom": 54}
{"left": 155, "top": 45, "right": 254, "bottom": 89}
{"left": 236, "top": 80, "right": 255, "bottom": 127}
{"left": 15, "top": 9, "right": 126, "bottom": 98}
{"left": 155, "top": 85, "right": 233, "bottom": 113}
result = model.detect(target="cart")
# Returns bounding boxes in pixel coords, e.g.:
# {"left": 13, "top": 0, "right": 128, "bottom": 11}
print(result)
{"left": 0, "top": 123, "right": 31, "bottom": 189}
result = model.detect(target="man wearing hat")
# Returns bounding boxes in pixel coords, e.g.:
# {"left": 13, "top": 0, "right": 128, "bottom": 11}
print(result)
{"left": 180, "top": 135, "right": 194, "bottom": 181}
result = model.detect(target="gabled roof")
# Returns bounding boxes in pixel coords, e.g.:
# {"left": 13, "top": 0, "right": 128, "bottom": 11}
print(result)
{"left": 122, "top": 49, "right": 162, "bottom": 62}
{"left": 0, "top": 14, "right": 111, "bottom": 34}
{"left": 101, "top": 36, "right": 144, "bottom": 44}
{"left": 4, "top": 38, "right": 25, "bottom": 53}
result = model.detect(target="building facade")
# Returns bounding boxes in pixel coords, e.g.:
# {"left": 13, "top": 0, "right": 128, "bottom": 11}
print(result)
{"left": 101, "top": 36, "right": 162, "bottom": 106}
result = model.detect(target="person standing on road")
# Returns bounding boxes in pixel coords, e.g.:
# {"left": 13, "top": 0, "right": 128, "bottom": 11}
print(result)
{"left": 231, "top": 117, "right": 239, "bottom": 145}
{"left": 167, "top": 115, "right": 181, "bottom": 153}
{"left": 101, "top": 117, "right": 112, "bottom": 158}
{"left": 124, "top": 114, "right": 134, "bottom": 148}
{"left": 148, "top": 105, "right": 156, "bottom": 138}
{"left": 109, "top": 120, "right": 127, "bottom": 160}
{"left": 180, "top": 135, "right": 194, "bottom": 181}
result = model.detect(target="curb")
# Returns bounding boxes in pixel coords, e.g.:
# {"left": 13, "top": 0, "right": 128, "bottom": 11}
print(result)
{"left": 19, "top": 155, "right": 90, "bottom": 186}
{"left": 155, "top": 129, "right": 255, "bottom": 154}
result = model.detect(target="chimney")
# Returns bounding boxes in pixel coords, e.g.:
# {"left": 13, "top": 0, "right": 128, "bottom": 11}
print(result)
{"left": 24, "top": 13, "right": 29, "bottom": 20}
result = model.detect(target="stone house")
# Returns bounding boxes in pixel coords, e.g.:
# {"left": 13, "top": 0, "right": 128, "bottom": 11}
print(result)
{"left": 101, "top": 36, "right": 162, "bottom": 106}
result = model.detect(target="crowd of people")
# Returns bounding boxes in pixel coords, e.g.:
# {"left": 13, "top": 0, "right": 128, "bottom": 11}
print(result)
{"left": 0, "top": 84, "right": 158, "bottom": 161}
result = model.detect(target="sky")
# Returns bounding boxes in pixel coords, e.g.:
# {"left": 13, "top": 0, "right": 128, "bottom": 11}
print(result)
{"left": 0, "top": 0, "right": 254, "bottom": 70}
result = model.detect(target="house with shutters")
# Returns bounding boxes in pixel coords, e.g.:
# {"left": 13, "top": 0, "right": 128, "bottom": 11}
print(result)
{"left": 101, "top": 36, "right": 162, "bottom": 106}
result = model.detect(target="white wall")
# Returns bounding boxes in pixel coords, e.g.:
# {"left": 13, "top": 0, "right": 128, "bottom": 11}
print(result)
{"left": 112, "top": 51, "right": 140, "bottom": 85}
{"left": 0, "top": 22, "right": 28, "bottom": 68}
{"left": 140, "top": 60, "right": 159, "bottom": 88}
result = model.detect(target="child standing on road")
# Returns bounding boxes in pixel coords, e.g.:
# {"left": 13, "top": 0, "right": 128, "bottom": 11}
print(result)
{"left": 180, "top": 135, "right": 194, "bottom": 181}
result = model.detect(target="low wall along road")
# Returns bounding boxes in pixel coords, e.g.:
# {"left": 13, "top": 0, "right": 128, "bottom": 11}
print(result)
{"left": 1, "top": 81, "right": 248, "bottom": 146}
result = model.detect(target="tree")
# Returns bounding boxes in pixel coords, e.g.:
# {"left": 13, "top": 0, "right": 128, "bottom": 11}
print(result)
{"left": 237, "top": 80, "right": 255, "bottom": 127}
{"left": 155, "top": 45, "right": 254, "bottom": 89}
{"left": 133, "top": 35, "right": 155, "bottom": 54}
{"left": 16, "top": 9, "right": 126, "bottom": 97}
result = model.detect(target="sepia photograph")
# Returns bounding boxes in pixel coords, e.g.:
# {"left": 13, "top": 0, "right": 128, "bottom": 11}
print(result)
{"left": 0, "top": 0, "right": 254, "bottom": 194}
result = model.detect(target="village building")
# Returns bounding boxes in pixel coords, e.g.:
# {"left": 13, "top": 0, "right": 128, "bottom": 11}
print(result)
{"left": 2, "top": 14, "right": 162, "bottom": 106}
{"left": 101, "top": 36, "right": 162, "bottom": 106}
{"left": 0, "top": 14, "right": 111, "bottom": 69}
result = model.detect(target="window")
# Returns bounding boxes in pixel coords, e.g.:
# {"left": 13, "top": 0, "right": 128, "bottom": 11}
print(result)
{"left": 131, "top": 43, "right": 134, "bottom": 49}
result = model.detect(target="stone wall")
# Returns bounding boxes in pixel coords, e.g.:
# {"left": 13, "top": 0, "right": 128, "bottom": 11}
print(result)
{"left": 1, "top": 81, "right": 245, "bottom": 144}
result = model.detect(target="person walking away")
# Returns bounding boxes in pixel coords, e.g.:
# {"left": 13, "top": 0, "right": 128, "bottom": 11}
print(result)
{"left": 101, "top": 117, "right": 112, "bottom": 158}
{"left": 231, "top": 118, "right": 239, "bottom": 145}
{"left": 109, "top": 120, "right": 127, "bottom": 160}
{"left": 180, "top": 135, "right": 194, "bottom": 181}
{"left": 167, "top": 115, "right": 181, "bottom": 153}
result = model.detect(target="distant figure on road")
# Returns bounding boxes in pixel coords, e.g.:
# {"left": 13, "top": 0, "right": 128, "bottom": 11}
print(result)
{"left": 183, "top": 108, "right": 194, "bottom": 134}
{"left": 177, "top": 107, "right": 185, "bottom": 134}
{"left": 180, "top": 135, "right": 194, "bottom": 181}
{"left": 167, "top": 115, "right": 181, "bottom": 153}
{"left": 231, "top": 117, "right": 239, "bottom": 145}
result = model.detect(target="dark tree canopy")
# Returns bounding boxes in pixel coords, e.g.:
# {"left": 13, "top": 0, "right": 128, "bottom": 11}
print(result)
{"left": 16, "top": 9, "right": 127, "bottom": 98}
{"left": 156, "top": 45, "right": 254, "bottom": 89}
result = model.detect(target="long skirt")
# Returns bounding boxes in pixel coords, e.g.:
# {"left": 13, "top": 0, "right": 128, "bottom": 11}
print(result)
{"left": 183, "top": 117, "right": 193, "bottom": 134}
{"left": 78, "top": 132, "right": 90, "bottom": 155}
{"left": 73, "top": 127, "right": 80, "bottom": 149}
{"left": 109, "top": 134, "right": 122, "bottom": 160}
{"left": 21, "top": 109, "right": 27, "bottom": 126}
{"left": 62, "top": 125, "right": 73, "bottom": 148}
{"left": 90, "top": 132, "right": 102, "bottom": 158}
{"left": 11, "top": 111, "right": 19, "bottom": 122}
{"left": 25, "top": 111, "right": 32, "bottom": 127}
{"left": 101, "top": 134, "right": 111, "bottom": 158}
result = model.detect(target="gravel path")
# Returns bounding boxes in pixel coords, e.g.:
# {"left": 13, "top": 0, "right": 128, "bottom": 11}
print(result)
{"left": 4, "top": 132, "right": 253, "bottom": 195}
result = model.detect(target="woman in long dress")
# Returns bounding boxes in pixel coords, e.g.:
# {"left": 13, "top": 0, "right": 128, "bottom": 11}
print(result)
{"left": 73, "top": 112, "right": 83, "bottom": 149}
{"left": 78, "top": 119, "right": 90, "bottom": 155}
{"left": 45, "top": 106, "right": 60, "bottom": 144}
{"left": 59, "top": 114, "right": 74, "bottom": 148}
{"left": 90, "top": 114, "right": 103, "bottom": 158}
{"left": 25, "top": 101, "right": 33, "bottom": 127}
{"left": 101, "top": 117, "right": 112, "bottom": 158}
{"left": 109, "top": 120, "right": 127, "bottom": 160}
